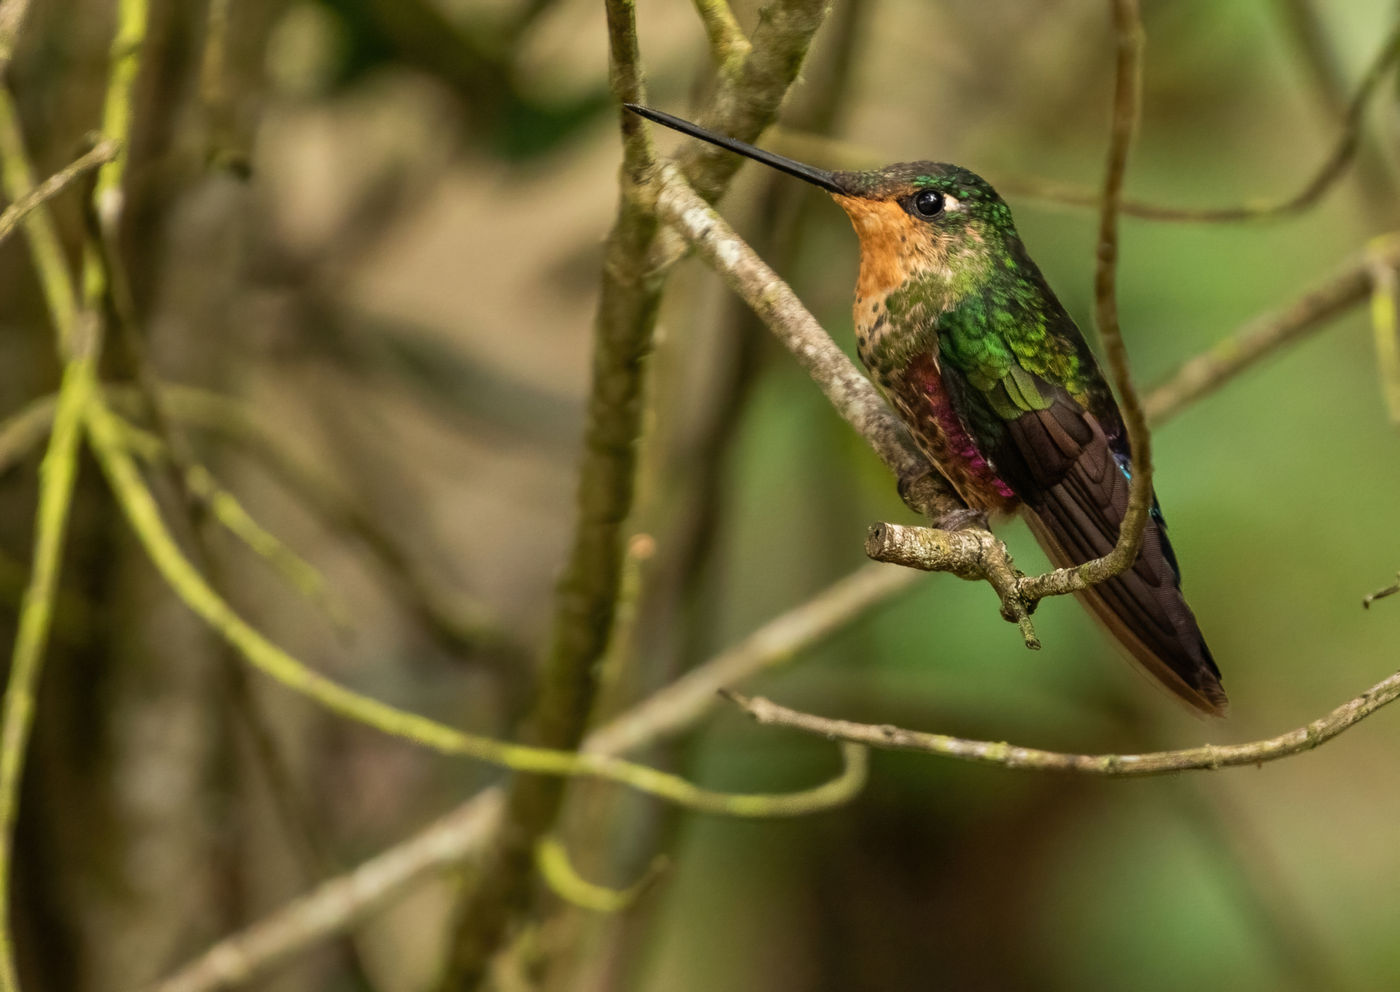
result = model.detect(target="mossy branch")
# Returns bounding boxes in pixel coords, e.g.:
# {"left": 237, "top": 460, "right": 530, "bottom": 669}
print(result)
{"left": 0, "top": 345, "right": 95, "bottom": 992}
{"left": 0, "top": 0, "right": 140, "bottom": 980}
{"left": 86, "top": 395, "right": 865, "bottom": 818}
{"left": 691, "top": 0, "right": 750, "bottom": 73}
{"left": 439, "top": 0, "right": 838, "bottom": 984}
{"left": 535, "top": 835, "right": 667, "bottom": 914}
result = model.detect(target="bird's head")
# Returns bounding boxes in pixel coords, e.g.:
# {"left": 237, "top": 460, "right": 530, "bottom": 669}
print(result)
{"left": 624, "top": 105, "right": 1020, "bottom": 300}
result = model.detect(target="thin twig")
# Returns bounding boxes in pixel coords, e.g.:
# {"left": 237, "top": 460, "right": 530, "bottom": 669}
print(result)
{"left": 723, "top": 673, "right": 1400, "bottom": 774}
{"left": 584, "top": 563, "right": 920, "bottom": 756}
{"left": 106, "top": 415, "right": 353, "bottom": 632}
{"left": 0, "top": 139, "right": 119, "bottom": 247}
{"left": 1144, "top": 237, "right": 1400, "bottom": 424}
{"left": 1362, "top": 572, "right": 1400, "bottom": 609}
{"left": 143, "top": 559, "right": 911, "bottom": 992}
{"left": 0, "top": 393, "right": 57, "bottom": 476}
{"left": 1016, "top": 0, "right": 1150, "bottom": 603}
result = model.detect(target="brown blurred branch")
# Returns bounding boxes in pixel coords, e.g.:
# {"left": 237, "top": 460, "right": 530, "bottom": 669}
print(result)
{"left": 437, "top": 0, "right": 838, "bottom": 984}
{"left": 1363, "top": 572, "right": 1400, "bottom": 609}
{"left": 1143, "top": 236, "right": 1400, "bottom": 423}
{"left": 0, "top": 0, "right": 33, "bottom": 70}
{"left": 722, "top": 674, "right": 1400, "bottom": 774}
{"left": 143, "top": 561, "right": 910, "bottom": 992}
{"left": 126, "top": 385, "right": 518, "bottom": 654}
{"left": 0, "top": 139, "right": 119, "bottom": 247}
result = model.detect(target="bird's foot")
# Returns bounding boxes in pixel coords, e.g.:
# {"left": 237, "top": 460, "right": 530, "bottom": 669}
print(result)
{"left": 935, "top": 507, "right": 990, "bottom": 532}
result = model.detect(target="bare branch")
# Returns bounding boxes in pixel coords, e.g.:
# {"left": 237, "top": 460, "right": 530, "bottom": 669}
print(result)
{"left": 584, "top": 563, "right": 920, "bottom": 756}
{"left": 723, "top": 671, "right": 1400, "bottom": 775}
{"left": 1144, "top": 237, "right": 1400, "bottom": 424}
{"left": 144, "top": 794, "right": 507, "bottom": 992}
{"left": 0, "top": 139, "right": 119, "bottom": 247}
{"left": 864, "top": 524, "right": 1039, "bottom": 648}
{"left": 1363, "top": 572, "right": 1400, "bottom": 609}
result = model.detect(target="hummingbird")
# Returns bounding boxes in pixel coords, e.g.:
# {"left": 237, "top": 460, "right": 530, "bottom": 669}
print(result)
{"left": 626, "top": 104, "right": 1227, "bottom": 715}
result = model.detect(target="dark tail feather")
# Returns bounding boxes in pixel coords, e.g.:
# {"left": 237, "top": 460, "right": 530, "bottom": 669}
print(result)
{"left": 1025, "top": 491, "right": 1228, "bottom": 717}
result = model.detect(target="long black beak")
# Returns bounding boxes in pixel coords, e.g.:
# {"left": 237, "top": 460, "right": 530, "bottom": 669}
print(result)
{"left": 625, "top": 104, "right": 847, "bottom": 195}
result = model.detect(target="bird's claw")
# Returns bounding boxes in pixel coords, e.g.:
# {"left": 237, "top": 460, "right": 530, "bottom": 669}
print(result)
{"left": 935, "top": 507, "right": 990, "bottom": 532}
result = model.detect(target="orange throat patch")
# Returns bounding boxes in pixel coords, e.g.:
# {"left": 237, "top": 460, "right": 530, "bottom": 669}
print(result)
{"left": 832, "top": 194, "right": 946, "bottom": 302}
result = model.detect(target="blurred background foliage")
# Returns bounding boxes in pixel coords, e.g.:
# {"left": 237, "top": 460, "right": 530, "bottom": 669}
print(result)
{"left": 3, "top": 0, "right": 1400, "bottom": 989}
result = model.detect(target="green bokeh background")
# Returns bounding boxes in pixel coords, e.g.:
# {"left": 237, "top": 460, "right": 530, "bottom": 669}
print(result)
{"left": 5, "top": 0, "right": 1400, "bottom": 989}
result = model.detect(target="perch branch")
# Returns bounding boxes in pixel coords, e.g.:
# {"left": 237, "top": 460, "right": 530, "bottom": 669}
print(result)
{"left": 724, "top": 673, "right": 1400, "bottom": 774}
{"left": 653, "top": 162, "right": 1036, "bottom": 644}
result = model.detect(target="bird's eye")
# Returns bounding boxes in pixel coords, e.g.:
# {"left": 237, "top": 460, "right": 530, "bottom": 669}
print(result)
{"left": 912, "top": 189, "right": 945, "bottom": 218}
